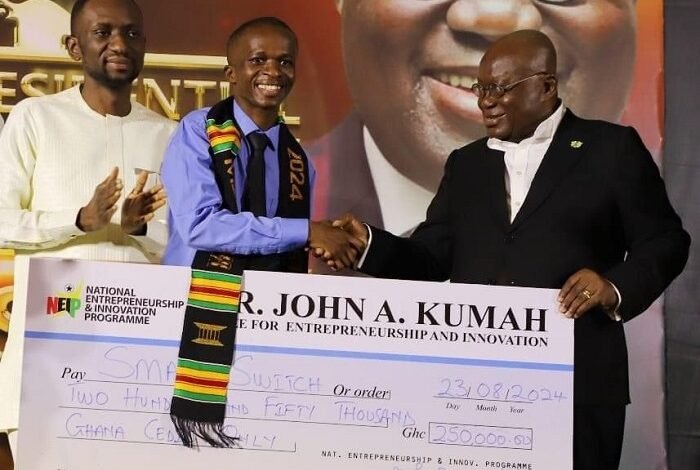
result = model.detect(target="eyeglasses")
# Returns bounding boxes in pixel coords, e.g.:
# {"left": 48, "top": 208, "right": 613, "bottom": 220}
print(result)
{"left": 471, "top": 72, "right": 550, "bottom": 99}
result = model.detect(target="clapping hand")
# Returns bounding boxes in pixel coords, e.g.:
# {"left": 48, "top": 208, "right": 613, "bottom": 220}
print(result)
{"left": 77, "top": 167, "right": 122, "bottom": 232}
{"left": 121, "top": 170, "right": 167, "bottom": 235}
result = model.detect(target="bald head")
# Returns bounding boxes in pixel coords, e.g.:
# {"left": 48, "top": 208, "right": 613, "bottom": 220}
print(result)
{"left": 482, "top": 30, "right": 557, "bottom": 78}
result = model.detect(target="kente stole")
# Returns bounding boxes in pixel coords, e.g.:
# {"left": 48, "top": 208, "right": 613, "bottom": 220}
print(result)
{"left": 170, "top": 97, "right": 310, "bottom": 448}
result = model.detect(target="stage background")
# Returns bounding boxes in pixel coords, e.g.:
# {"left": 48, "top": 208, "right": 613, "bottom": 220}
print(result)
{"left": 664, "top": 0, "right": 700, "bottom": 468}
{"left": 0, "top": 1, "right": 696, "bottom": 468}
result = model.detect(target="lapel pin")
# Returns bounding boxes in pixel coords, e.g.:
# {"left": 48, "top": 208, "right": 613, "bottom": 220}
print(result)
{"left": 570, "top": 140, "right": 583, "bottom": 149}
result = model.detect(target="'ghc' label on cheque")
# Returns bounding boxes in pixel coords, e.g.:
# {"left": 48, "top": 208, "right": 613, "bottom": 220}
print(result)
{"left": 17, "top": 258, "right": 573, "bottom": 469}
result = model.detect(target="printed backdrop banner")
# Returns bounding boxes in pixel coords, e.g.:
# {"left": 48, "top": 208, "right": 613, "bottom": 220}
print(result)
{"left": 0, "top": 1, "right": 667, "bottom": 469}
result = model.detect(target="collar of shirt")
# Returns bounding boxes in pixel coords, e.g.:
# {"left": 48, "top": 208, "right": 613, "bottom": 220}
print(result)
{"left": 71, "top": 85, "right": 137, "bottom": 121}
{"left": 486, "top": 103, "right": 566, "bottom": 223}
{"left": 233, "top": 100, "right": 280, "bottom": 152}
{"left": 363, "top": 126, "right": 434, "bottom": 235}
{"left": 486, "top": 102, "right": 566, "bottom": 152}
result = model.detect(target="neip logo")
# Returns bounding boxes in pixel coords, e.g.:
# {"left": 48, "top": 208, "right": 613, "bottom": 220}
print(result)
{"left": 46, "top": 283, "right": 83, "bottom": 318}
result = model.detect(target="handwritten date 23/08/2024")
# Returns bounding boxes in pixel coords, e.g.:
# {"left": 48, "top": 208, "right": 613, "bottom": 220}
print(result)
{"left": 437, "top": 379, "right": 567, "bottom": 403}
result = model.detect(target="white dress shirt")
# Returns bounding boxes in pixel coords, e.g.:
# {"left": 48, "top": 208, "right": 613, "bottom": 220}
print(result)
{"left": 487, "top": 103, "right": 566, "bottom": 222}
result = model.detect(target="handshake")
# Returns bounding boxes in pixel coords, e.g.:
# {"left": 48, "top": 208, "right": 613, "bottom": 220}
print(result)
{"left": 308, "top": 214, "right": 367, "bottom": 271}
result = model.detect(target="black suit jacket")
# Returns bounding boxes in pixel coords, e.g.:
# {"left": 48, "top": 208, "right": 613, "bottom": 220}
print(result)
{"left": 362, "top": 110, "right": 690, "bottom": 405}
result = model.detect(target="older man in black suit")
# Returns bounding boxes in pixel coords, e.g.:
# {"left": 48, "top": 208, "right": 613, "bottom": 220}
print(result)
{"left": 324, "top": 30, "right": 690, "bottom": 470}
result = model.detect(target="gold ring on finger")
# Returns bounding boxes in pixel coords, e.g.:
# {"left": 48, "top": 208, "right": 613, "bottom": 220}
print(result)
{"left": 580, "top": 289, "right": 592, "bottom": 300}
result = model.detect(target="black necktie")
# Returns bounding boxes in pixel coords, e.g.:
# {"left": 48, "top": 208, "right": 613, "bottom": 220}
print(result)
{"left": 244, "top": 132, "right": 269, "bottom": 216}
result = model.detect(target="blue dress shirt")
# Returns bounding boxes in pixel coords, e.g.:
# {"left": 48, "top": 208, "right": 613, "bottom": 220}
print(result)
{"left": 161, "top": 100, "right": 315, "bottom": 266}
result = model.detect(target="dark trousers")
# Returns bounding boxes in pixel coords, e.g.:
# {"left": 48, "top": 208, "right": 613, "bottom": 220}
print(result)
{"left": 574, "top": 405, "right": 626, "bottom": 470}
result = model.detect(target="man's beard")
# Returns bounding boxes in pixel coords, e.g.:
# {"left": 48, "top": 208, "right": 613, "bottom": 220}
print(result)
{"left": 85, "top": 64, "right": 140, "bottom": 90}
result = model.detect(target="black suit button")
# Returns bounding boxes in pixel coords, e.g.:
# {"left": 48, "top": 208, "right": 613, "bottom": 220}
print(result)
{"left": 487, "top": 278, "right": 496, "bottom": 285}
{"left": 505, "top": 234, "right": 515, "bottom": 244}
{"left": 509, "top": 281, "right": 516, "bottom": 286}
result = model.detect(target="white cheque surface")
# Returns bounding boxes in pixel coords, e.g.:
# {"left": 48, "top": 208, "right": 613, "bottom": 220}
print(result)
{"left": 17, "top": 258, "right": 573, "bottom": 469}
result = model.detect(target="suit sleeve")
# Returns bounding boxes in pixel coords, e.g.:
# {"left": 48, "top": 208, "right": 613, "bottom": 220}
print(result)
{"left": 604, "top": 127, "right": 690, "bottom": 321}
{"left": 360, "top": 152, "right": 455, "bottom": 281}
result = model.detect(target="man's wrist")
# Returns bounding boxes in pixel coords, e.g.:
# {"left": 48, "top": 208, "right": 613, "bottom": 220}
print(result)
{"left": 603, "top": 280, "right": 622, "bottom": 321}
{"left": 307, "top": 220, "right": 315, "bottom": 246}
{"left": 75, "top": 208, "right": 87, "bottom": 232}
{"left": 125, "top": 223, "right": 147, "bottom": 236}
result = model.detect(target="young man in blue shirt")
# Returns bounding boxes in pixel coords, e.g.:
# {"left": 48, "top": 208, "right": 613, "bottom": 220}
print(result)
{"left": 162, "top": 17, "right": 361, "bottom": 269}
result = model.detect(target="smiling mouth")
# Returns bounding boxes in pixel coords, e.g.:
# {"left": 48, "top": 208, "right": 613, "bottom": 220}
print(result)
{"left": 432, "top": 72, "right": 477, "bottom": 90}
{"left": 483, "top": 113, "right": 505, "bottom": 126}
{"left": 256, "top": 83, "right": 283, "bottom": 92}
{"left": 425, "top": 64, "right": 479, "bottom": 90}
{"left": 422, "top": 68, "right": 483, "bottom": 126}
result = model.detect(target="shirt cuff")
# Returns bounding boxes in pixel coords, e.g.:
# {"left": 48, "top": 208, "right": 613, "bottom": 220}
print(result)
{"left": 356, "top": 224, "right": 373, "bottom": 269}
{"left": 61, "top": 209, "right": 84, "bottom": 237}
{"left": 129, "top": 219, "right": 167, "bottom": 259}
{"left": 130, "top": 224, "right": 148, "bottom": 236}
{"left": 283, "top": 218, "right": 311, "bottom": 250}
{"left": 606, "top": 280, "right": 623, "bottom": 322}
